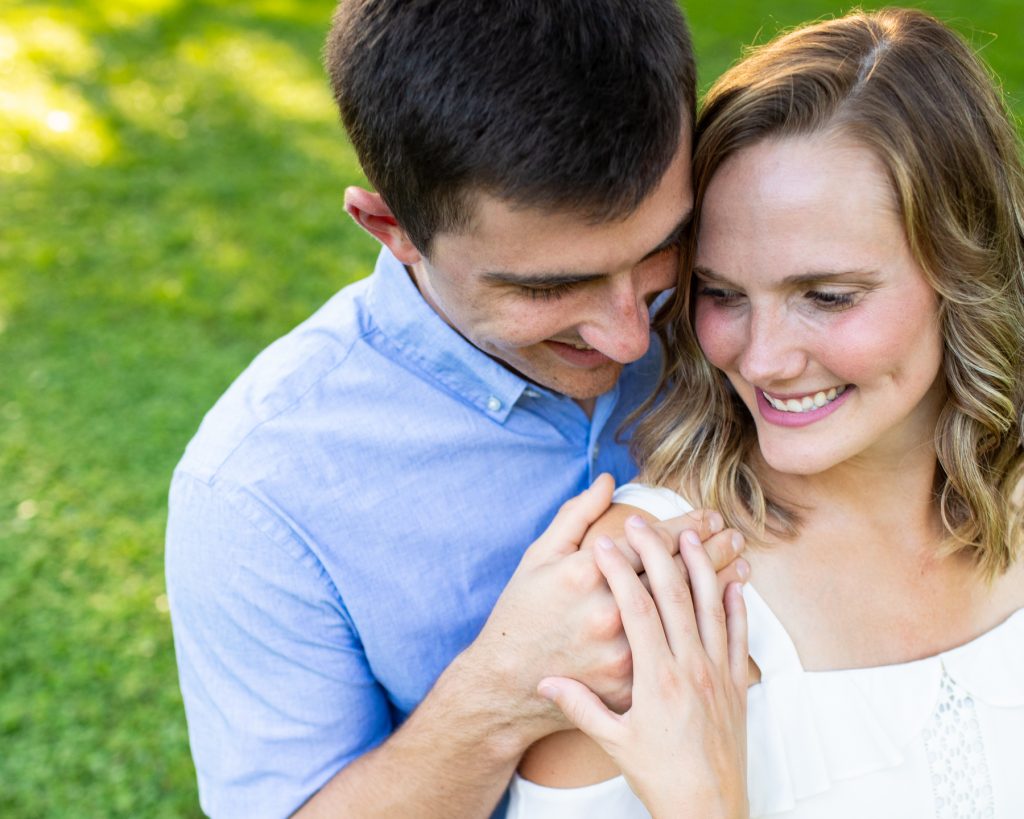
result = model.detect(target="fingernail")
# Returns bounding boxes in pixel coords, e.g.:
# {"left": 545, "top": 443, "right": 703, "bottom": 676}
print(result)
{"left": 683, "top": 529, "right": 702, "bottom": 547}
{"left": 626, "top": 515, "right": 647, "bottom": 529}
{"left": 736, "top": 557, "right": 750, "bottom": 581}
{"left": 595, "top": 535, "right": 615, "bottom": 551}
{"left": 708, "top": 511, "right": 724, "bottom": 533}
{"left": 538, "top": 683, "right": 558, "bottom": 700}
{"left": 732, "top": 532, "right": 745, "bottom": 553}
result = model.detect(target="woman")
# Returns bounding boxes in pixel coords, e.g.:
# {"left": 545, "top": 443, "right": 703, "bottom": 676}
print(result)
{"left": 508, "top": 8, "right": 1024, "bottom": 818}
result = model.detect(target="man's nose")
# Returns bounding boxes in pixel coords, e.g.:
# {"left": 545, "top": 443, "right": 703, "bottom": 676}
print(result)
{"left": 579, "top": 276, "right": 653, "bottom": 364}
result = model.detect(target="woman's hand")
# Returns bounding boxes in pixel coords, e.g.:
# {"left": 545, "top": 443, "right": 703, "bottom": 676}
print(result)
{"left": 538, "top": 515, "right": 749, "bottom": 819}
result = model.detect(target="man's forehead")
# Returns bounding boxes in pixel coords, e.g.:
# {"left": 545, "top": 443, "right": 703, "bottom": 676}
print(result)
{"left": 432, "top": 124, "right": 693, "bottom": 256}
{"left": 432, "top": 194, "right": 690, "bottom": 276}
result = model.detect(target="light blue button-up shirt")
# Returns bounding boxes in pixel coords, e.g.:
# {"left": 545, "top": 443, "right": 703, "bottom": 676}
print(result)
{"left": 166, "top": 248, "right": 661, "bottom": 818}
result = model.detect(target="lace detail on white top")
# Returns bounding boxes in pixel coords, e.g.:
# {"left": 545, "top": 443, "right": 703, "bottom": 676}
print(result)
{"left": 925, "top": 668, "right": 995, "bottom": 818}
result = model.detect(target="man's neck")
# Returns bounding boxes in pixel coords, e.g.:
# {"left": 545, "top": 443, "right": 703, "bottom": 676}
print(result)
{"left": 574, "top": 397, "right": 596, "bottom": 418}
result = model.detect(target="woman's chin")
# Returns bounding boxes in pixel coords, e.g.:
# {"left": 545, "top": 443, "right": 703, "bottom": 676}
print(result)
{"left": 756, "top": 443, "right": 839, "bottom": 478}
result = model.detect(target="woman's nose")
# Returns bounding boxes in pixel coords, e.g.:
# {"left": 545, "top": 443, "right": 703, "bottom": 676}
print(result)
{"left": 737, "top": 309, "right": 807, "bottom": 386}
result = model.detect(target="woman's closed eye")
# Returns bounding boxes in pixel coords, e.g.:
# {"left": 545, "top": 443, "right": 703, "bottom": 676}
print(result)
{"left": 805, "top": 289, "right": 857, "bottom": 310}
{"left": 697, "top": 284, "right": 745, "bottom": 306}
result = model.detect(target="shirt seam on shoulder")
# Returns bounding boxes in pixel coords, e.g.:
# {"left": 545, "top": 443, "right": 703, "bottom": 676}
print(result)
{"left": 206, "top": 327, "right": 377, "bottom": 483}
{"left": 174, "top": 470, "right": 358, "bottom": 632}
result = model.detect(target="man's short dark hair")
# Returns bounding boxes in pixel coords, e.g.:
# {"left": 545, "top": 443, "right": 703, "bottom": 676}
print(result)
{"left": 325, "top": 0, "right": 696, "bottom": 254}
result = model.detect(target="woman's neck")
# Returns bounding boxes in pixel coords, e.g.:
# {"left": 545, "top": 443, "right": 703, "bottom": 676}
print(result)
{"left": 758, "top": 440, "right": 943, "bottom": 557}
{"left": 744, "top": 448, "right": 1023, "bottom": 671}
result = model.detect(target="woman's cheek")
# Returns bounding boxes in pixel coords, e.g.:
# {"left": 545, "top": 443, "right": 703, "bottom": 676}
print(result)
{"left": 694, "top": 302, "right": 737, "bottom": 370}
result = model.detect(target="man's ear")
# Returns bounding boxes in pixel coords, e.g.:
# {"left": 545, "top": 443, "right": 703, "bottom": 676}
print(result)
{"left": 344, "top": 186, "right": 423, "bottom": 265}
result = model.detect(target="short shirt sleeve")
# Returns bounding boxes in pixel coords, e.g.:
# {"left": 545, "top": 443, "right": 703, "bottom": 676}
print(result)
{"left": 165, "top": 471, "right": 392, "bottom": 819}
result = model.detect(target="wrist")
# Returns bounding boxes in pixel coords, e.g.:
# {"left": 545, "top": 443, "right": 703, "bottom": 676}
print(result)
{"left": 443, "top": 640, "right": 564, "bottom": 753}
{"left": 645, "top": 788, "right": 748, "bottom": 819}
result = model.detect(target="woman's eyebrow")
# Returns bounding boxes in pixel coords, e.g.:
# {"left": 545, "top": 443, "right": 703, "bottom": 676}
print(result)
{"left": 692, "top": 265, "right": 730, "bottom": 283}
{"left": 693, "top": 266, "right": 880, "bottom": 285}
{"left": 779, "top": 269, "right": 881, "bottom": 285}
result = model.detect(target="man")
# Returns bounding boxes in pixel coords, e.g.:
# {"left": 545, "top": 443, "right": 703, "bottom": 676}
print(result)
{"left": 166, "top": 2, "right": 742, "bottom": 817}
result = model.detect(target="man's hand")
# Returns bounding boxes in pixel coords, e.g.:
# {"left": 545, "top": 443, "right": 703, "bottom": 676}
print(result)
{"left": 461, "top": 475, "right": 745, "bottom": 745}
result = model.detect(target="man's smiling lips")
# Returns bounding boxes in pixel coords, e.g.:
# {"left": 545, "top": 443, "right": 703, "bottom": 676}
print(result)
{"left": 544, "top": 339, "right": 614, "bottom": 367}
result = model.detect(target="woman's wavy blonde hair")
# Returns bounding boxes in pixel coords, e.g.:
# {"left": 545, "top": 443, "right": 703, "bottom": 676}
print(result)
{"left": 634, "top": 7, "right": 1024, "bottom": 577}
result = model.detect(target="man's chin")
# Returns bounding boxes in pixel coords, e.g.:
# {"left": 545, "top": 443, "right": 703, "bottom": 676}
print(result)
{"left": 528, "top": 361, "right": 624, "bottom": 402}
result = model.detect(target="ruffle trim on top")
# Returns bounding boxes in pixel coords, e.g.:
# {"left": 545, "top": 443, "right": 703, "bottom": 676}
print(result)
{"left": 745, "top": 589, "right": 1024, "bottom": 817}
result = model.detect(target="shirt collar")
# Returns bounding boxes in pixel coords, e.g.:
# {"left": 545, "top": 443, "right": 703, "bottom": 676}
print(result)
{"left": 366, "top": 248, "right": 528, "bottom": 422}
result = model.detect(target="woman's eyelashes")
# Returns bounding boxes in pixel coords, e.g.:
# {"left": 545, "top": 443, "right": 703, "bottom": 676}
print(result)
{"left": 804, "top": 289, "right": 858, "bottom": 310}
{"left": 695, "top": 280, "right": 860, "bottom": 311}
{"left": 696, "top": 284, "right": 744, "bottom": 306}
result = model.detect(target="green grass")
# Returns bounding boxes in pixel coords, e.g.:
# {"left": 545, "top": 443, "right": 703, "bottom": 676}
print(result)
{"left": 1, "top": 1, "right": 1021, "bottom": 815}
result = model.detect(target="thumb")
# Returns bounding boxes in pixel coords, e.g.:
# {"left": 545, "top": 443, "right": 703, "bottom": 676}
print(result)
{"left": 538, "top": 676, "right": 619, "bottom": 746}
{"left": 525, "top": 474, "right": 615, "bottom": 563}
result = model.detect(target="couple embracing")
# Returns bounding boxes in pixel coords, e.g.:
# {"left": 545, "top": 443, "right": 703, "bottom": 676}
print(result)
{"left": 167, "top": 1, "right": 1024, "bottom": 817}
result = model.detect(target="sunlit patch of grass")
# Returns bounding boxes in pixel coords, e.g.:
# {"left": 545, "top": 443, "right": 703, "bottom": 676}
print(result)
{"left": 178, "top": 28, "right": 336, "bottom": 122}
{"left": 108, "top": 78, "right": 190, "bottom": 140}
{"left": 0, "top": 18, "right": 116, "bottom": 165}
{"left": 2, "top": 13, "right": 99, "bottom": 75}
{"left": 94, "top": 0, "right": 186, "bottom": 29}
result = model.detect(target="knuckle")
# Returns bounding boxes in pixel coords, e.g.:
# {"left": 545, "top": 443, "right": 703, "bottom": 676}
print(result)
{"left": 606, "top": 643, "right": 633, "bottom": 681}
{"left": 660, "top": 573, "right": 694, "bottom": 607}
{"left": 571, "top": 556, "right": 602, "bottom": 592}
{"left": 703, "top": 602, "right": 728, "bottom": 629}
{"left": 566, "top": 697, "right": 589, "bottom": 726}
{"left": 692, "top": 662, "right": 718, "bottom": 698}
{"left": 626, "top": 590, "right": 657, "bottom": 619}
{"left": 654, "top": 664, "right": 682, "bottom": 696}
{"left": 561, "top": 553, "right": 601, "bottom": 593}
{"left": 588, "top": 605, "right": 623, "bottom": 641}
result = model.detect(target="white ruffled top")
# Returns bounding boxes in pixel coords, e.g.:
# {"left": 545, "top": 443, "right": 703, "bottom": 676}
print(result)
{"left": 506, "top": 484, "right": 1024, "bottom": 818}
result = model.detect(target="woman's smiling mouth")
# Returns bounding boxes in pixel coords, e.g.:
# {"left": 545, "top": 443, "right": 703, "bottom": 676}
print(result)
{"left": 762, "top": 385, "right": 847, "bottom": 413}
{"left": 755, "top": 385, "right": 854, "bottom": 427}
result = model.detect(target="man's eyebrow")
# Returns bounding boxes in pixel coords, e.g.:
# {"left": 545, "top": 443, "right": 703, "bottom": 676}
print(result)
{"left": 480, "top": 269, "right": 605, "bottom": 287}
{"left": 481, "top": 213, "right": 692, "bottom": 288}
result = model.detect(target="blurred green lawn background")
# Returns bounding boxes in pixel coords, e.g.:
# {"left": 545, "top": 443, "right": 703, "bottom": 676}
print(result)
{"left": 1, "top": 0, "right": 1021, "bottom": 816}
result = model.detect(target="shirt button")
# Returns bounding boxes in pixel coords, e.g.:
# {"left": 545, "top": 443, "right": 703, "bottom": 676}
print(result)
{"left": 592, "top": 443, "right": 601, "bottom": 459}
{"left": 523, "top": 389, "right": 541, "bottom": 399}
{"left": 487, "top": 396, "right": 502, "bottom": 412}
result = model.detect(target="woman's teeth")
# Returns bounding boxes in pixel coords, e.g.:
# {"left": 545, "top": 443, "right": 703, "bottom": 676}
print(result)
{"left": 764, "top": 385, "right": 846, "bottom": 413}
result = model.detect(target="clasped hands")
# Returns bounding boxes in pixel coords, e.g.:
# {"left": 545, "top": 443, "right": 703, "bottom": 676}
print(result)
{"left": 469, "top": 474, "right": 749, "bottom": 817}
